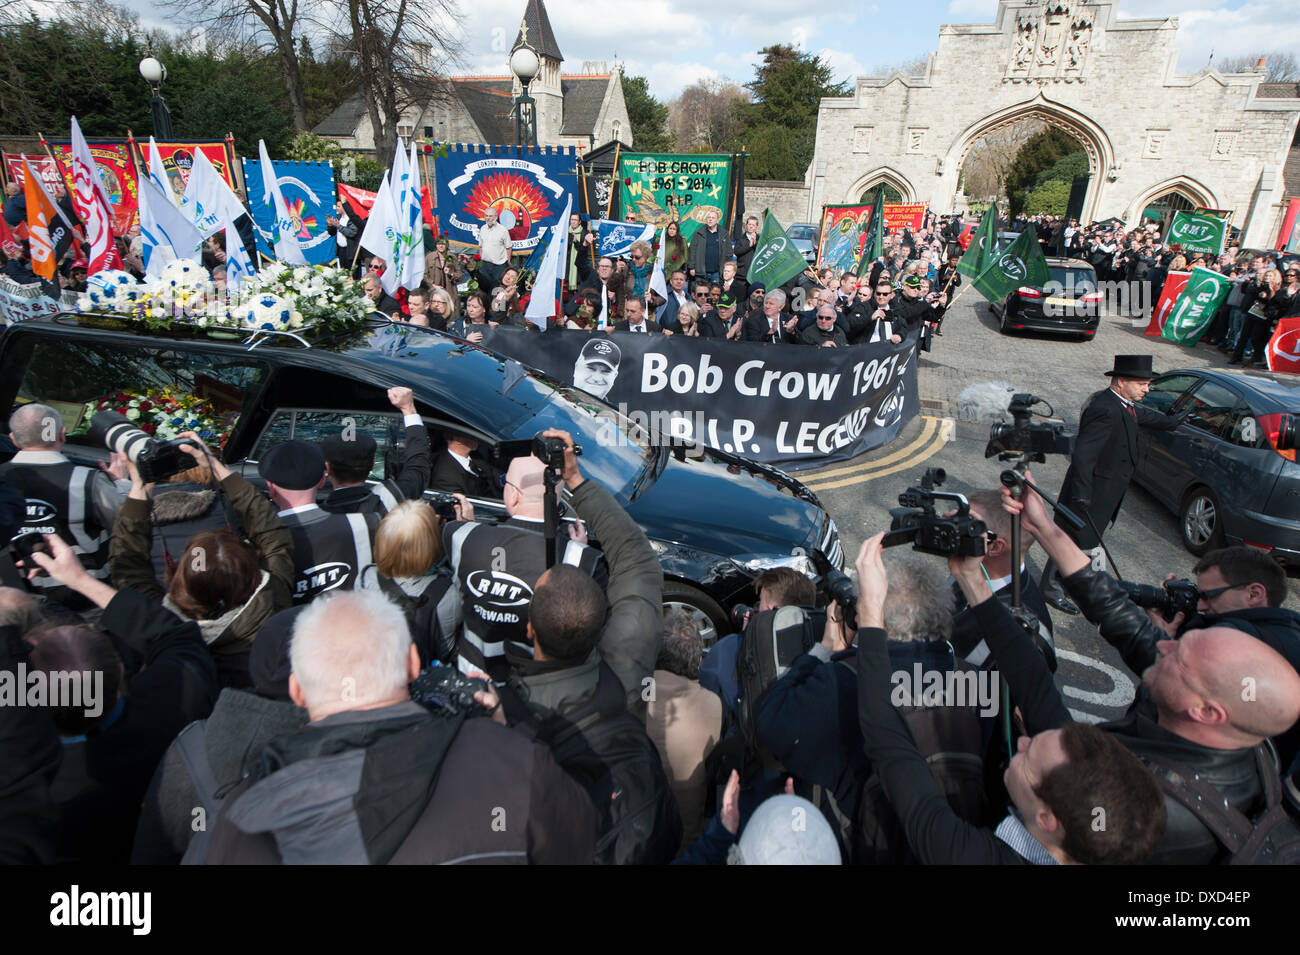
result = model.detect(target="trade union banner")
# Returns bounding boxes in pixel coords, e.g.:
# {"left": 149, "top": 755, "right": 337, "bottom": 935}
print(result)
{"left": 434, "top": 144, "right": 578, "bottom": 254}
{"left": 1266, "top": 316, "right": 1300, "bottom": 374}
{"left": 1145, "top": 270, "right": 1190, "bottom": 336}
{"left": 617, "top": 153, "right": 732, "bottom": 243}
{"left": 883, "top": 202, "right": 927, "bottom": 232}
{"left": 2, "top": 153, "right": 63, "bottom": 194}
{"left": 1165, "top": 210, "right": 1229, "bottom": 256}
{"left": 1161, "top": 267, "right": 1231, "bottom": 344}
{"left": 0, "top": 275, "right": 76, "bottom": 325}
{"left": 480, "top": 327, "right": 919, "bottom": 466}
{"left": 47, "top": 140, "right": 139, "bottom": 234}
{"left": 137, "top": 141, "right": 239, "bottom": 197}
{"left": 816, "top": 204, "right": 873, "bottom": 271}
{"left": 241, "top": 158, "right": 337, "bottom": 266}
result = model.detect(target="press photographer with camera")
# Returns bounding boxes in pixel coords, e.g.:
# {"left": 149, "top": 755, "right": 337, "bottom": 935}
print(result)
{"left": 853, "top": 532, "right": 1168, "bottom": 865}
{"left": 1003, "top": 473, "right": 1300, "bottom": 863}
{"left": 109, "top": 432, "right": 295, "bottom": 689}
{"left": 0, "top": 403, "right": 129, "bottom": 614}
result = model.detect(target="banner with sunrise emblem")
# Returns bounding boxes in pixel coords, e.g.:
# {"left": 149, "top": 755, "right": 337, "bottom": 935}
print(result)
{"left": 434, "top": 144, "right": 578, "bottom": 254}
{"left": 240, "top": 157, "right": 337, "bottom": 266}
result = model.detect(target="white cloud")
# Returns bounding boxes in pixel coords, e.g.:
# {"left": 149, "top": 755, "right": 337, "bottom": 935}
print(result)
{"left": 819, "top": 47, "right": 869, "bottom": 82}
{"left": 1171, "top": 2, "right": 1300, "bottom": 73}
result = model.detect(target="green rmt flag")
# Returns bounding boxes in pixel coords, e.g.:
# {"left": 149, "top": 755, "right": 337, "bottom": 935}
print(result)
{"left": 957, "top": 209, "right": 997, "bottom": 279}
{"left": 1161, "top": 266, "right": 1232, "bottom": 344}
{"left": 971, "top": 226, "right": 1051, "bottom": 303}
{"left": 747, "top": 210, "right": 810, "bottom": 291}
{"left": 850, "top": 187, "right": 886, "bottom": 279}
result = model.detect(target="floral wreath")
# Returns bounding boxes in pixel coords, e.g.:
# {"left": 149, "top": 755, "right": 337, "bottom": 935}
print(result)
{"left": 82, "top": 388, "right": 238, "bottom": 449}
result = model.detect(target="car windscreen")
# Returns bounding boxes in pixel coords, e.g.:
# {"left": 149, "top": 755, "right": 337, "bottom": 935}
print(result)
{"left": 510, "top": 385, "right": 656, "bottom": 502}
{"left": 787, "top": 227, "right": 816, "bottom": 241}
{"left": 1045, "top": 267, "right": 1096, "bottom": 294}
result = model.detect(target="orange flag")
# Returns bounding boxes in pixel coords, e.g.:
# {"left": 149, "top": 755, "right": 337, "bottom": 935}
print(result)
{"left": 23, "top": 158, "right": 59, "bottom": 279}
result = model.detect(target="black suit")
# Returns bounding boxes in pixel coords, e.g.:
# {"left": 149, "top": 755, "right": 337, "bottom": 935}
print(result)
{"left": 1056, "top": 388, "right": 1184, "bottom": 549}
{"left": 613, "top": 319, "right": 661, "bottom": 334}
{"left": 429, "top": 452, "right": 498, "bottom": 498}
{"left": 742, "top": 312, "right": 797, "bottom": 343}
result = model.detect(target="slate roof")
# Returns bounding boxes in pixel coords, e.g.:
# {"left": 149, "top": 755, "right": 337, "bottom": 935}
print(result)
{"left": 560, "top": 76, "right": 609, "bottom": 136}
{"left": 314, "top": 93, "right": 368, "bottom": 137}
{"left": 451, "top": 79, "right": 515, "bottom": 144}
{"left": 514, "top": 0, "right": 563, "bottom": 61}
{"left": 1257, "top": 82, "right": 1300, "bottom": 98}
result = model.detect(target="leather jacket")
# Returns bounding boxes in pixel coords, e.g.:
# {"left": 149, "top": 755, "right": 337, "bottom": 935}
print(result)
{"left": 1060, "top": 565, "right": 1267, "bottom": 864}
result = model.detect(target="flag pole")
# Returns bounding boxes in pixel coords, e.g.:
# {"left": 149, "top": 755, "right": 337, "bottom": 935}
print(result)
{"left": 35, "top": 132, "right": 79, "bottom": 235}
{"left": 605, "top": 143, "right": 621, "bottom": 219}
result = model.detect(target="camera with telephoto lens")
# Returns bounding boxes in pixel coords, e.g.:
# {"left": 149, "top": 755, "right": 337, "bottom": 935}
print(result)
{"left": 88, "top": 411, "right": 202, "bottom": 484}
{"left": 532, "top": 432, "right": 582, "bottom": 475}
{"left": 1120, "top": 579, "right": 1200, "bottom": 622}
{"left": 985, "top": 393, "right": 1074, "bottom": 459}
{"left": 810, "top": 548, "right": 858, "bottom": 630}
{"left": 882, "top": 468, "right": 987, "bottom": 559}
{"left": 427, "top": 492, "right": 460, "bottom": 522}
{"left": 409, "top": 664, "right": 490, "bottom": 715}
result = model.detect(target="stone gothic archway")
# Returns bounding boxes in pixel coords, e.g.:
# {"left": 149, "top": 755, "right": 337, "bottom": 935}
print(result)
{"left": 846, "top": 167, "right": 917, "bottom": 204}
{"left": 940, "top": 93, "right": 1114, "bottom": 222}
{"left": 1125, "top": 176, "right": 1219, "bottom": 228}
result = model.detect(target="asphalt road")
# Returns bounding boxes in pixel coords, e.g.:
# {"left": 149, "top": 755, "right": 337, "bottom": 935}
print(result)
{"left": 792, "top": 293, "right": 1300, "bottom": 724}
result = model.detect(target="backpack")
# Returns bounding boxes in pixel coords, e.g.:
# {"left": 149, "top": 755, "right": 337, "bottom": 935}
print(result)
{"left": 734, "top": 606, "right": 821, "bottom": 765}
{"left": 1141, "top": 747, "right": 1300, "bottom": 865}
{"left": 359, "top": 564, "right": 455, "bottom": 666}
{"left": 837, "top": 653, "right": 994, "bottom": 865}
{"left": 534, "top": 663, "right": 682, "bottom": 865}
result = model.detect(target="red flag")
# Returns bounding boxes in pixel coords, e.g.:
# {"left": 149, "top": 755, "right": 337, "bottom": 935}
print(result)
{"left": 23, "top": 158, "right": 58, "bottom": 279}
{"left": 420, "top": 184, "right": 435, "bottom": 236}
{"left": 1266, "top": 317, "right": 1300, "bottom": 374}
{"left": 1146, "top": 270, "right": 1190, "bottom": 336}
{"left": 0, "top": 215, "right": 19, "bottom": 259}
{"left": 69, "top": 117, "right": 123, "bottom": 274}
{"left": 338, "top": 183, "right": 377, "bottom": 219}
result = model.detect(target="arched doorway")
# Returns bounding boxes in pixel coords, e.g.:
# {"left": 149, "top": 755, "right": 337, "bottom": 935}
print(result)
{"left": 861, "top": 183, "right": 903, "bottom": 204}
{"left": 1125, "top": 177, "right": 1219, "bottom": 232}
{"left": 940, "top": 94, "right": 1114, "bottom": 224}
{"left": 846, "top": 167, "right": 916, "bottom": 204}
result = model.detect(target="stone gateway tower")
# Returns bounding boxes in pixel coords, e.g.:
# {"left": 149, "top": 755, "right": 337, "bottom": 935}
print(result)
{"left": 804, "top": 0, "right": 1300, "bottom": 245}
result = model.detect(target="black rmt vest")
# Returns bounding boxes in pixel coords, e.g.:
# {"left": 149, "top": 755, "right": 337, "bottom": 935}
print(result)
{"left": 446, "top": 519, "right": 602, "bottom": 682}
{"left": 0, "top": 458, "right": 111, "bottom": 584}
{"left": 279, "top": 507, "right": 379, "bottom": 604}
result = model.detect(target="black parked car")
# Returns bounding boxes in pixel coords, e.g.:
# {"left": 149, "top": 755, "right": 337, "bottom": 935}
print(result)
{"left": 1134, "top": 368, "right": 1300, "bottom": 560}
{"left": 991, "top": 258, "right": 1102, "bottom": 340}
{"left": 0, "top": 315, "right": 842, "bottom": 644}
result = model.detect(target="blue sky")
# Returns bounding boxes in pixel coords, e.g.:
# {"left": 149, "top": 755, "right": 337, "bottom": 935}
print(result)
{"left": 114, "top": 0, "right": 1299, "bottom": 100}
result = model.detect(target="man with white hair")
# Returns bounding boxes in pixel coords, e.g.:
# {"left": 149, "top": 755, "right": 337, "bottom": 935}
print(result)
{"left": 742, "top": 288, "right": 798, "bottom": 343}
{"left": 0, "top": 403, "right": 128, "bottom": 611}
{"left": 201, "top": 588, "right": 596, "bottom": 864}
{"left": 443, "top": 452, "right": 606, "bottom": 681}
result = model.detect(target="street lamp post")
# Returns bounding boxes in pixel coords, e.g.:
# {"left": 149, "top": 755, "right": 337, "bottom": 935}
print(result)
{"left": 509, "top": 44, "right": 540, "bottom": 149}
{"left": 139, "top": 55, "right": 175, "bottom": 140}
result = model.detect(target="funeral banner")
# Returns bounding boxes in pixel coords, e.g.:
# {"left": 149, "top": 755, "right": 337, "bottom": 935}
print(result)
{"left": 617, "top": 153, "right": 732, "bottom": 242}
{"left": 480, "top": 327, "right": 919, "bottom": 466}
{"left": 137, "top": 140, "right": 239, "bottom": 197}
{"left": 1145, "top": 270, "right": 1190, "bottom": 336}
{"left": 816, "top": 204, "right": 872, "bottom": 271}
{"left": 1266, "top": 317, "right": 1300, "bottom": 374}
{"left": 1161, "top": 266, "right": 1231, "bottom": 344}
{"left": 1165, "top": 210, "right": 1228, "bottom": 256}
{"left": 0, "top": 275, "right": 76, "bottom": 325}
{"left": 434, "top": 144, "right": 578, "bottom": 254}
{"left": 883, "top": 202, "right": 927, "bottom": 232}
{"left": 48, "top": 140, "right": 139, "bottom": 234}
{"left": 241, "top": 158, "right": 336, "bottom": 266}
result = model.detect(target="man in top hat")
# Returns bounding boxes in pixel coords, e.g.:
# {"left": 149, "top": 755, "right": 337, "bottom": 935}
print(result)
{"left": 573, "top": 337, "right": 621, "bottom": 400}
{"left": 1040, "top": 354, "right": 1188, "bottom": 614}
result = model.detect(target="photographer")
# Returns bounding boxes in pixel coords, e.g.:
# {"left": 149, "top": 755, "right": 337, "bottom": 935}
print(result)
{"left": 0, "top": 403, "right": 129, "bottom": 614}
{"left": 110, "top": 434, "right": 295, "bottom": 689}
{"left": 891, "top": 274, "right": 945, "bottom": 338}
{"left": 1003, "top": 473, "right": 1300, "bottom": 863}
{"left": 853, "top": 533, "right": 1167, "bottom": 865}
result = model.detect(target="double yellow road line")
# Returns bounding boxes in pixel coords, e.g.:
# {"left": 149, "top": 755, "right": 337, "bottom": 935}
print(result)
{"left": 801, "top": 416, "right": 952, "bottom": 492}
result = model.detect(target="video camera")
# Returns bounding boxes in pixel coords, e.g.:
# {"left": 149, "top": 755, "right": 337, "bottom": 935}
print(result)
{"left": 882, "top": 468, "right": 987, "bottom": 559}
{"left": 532, "top": 432, "right": 582, "bottom": 476}
{"left": 1120, "top": 579, "right": 1200, "bottom": 623}
{"left": 985, "top": 393, "right": 1073, "bottom": 460}
{"left": 88, "top": 411, "right": 202, "bottom": 484}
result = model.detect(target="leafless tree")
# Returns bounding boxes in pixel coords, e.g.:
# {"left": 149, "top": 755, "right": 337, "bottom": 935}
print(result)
{"left": 160, "top": 0, "right": 312, "bottom": 131}
{"left": 868, "top": 54, "right": 929, "bottom": 77}
{"left": 668, "top": 79, "right": 749, "bottom": 153}
{"left": 1215, "top": 51, "right": 1300, "bottom": 82}
{"left": 960, "top": 119, "right": 1045, "bottom": 203}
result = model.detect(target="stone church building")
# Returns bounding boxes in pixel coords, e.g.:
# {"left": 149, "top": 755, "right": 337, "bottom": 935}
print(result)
{"left": 802, "top": 0, "right": 1300, "bottom": 246}
{"left": 314, "top": 0, "right": 633, "bottom": 154}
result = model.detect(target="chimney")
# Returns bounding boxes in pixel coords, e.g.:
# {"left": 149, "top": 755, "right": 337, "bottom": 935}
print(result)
{"left": 1256, "top": 57, "right": 1267, "bottom": 71}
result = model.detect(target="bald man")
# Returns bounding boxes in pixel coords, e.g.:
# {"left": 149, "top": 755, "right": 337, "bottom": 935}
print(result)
{"left": 442, "top": 454, "right": 607, "bottom": 681}
{"left": 997, "top": 474, "right": 1300, "bottom": 863}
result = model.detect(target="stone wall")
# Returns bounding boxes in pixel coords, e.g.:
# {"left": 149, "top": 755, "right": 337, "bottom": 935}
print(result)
{"left": 742, "top": 180, "right": 812, "bottom": 226}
